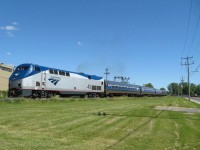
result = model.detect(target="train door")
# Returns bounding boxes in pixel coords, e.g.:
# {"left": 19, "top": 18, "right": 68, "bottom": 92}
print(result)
{"left": 40, "top": 71, "right": 47, "bottom": 98}
{"left": 41, "top": 71, "right": 46, "bottom": 89}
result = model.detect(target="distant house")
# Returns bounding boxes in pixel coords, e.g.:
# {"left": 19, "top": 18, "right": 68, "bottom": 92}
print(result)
{"left": 0, "top": 63, "right": 14, "bottom": 91}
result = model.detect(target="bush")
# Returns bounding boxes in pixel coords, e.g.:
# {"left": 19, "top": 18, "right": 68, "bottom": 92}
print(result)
{"left": 0, "top": 91, "right": 8, "bottom": 98}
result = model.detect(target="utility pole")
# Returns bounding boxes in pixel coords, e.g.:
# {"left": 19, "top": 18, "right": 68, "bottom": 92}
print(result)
{"left": 181, "top": 76, "right": 184, "bottom": 98}
{"left": 171, "top": 83, "right": 173, "bottom": 95}
{"left": 104, "top": 67, "right": 110, "bottom": 81}
{"left": 181, "top": 57, "right": 194, "bottom": 100}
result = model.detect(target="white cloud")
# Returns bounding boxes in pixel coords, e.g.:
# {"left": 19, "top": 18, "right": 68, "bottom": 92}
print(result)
{"left": 77, "top": 41, "right": 83, "bottom": 46}
{"left": 12, "top": 22, "right": 19, "bottom": 26}
{"left": 0, "top": 22, "right": 19, "bottom": 37}
{"left": 0, "top": 25, "right": 18, "bottom": 31}
{"left": 6, "top": 52, "right": 11, "bottom": 56}
{"left": 5, "top": 25, "right": 17, "bottom": 31}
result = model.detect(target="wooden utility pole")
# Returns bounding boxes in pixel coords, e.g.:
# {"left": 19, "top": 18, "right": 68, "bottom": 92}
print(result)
{"left": 181, "top": 76, "right": 184, "bottom": 98}
{"left": 104, "top": 68, "right": 110, "bottom": 81}
{"left": 181, "top": 57, "right": 194, "bottom": 100}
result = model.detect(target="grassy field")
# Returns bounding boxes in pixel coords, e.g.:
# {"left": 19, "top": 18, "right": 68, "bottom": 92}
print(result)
{"left": 0, "top": 96, "right": 200, "bottom": 150}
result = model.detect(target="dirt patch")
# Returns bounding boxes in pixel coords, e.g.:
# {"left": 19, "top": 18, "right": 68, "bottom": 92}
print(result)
{"left": 155, "top": 106, "right": 200, "bottom": 113}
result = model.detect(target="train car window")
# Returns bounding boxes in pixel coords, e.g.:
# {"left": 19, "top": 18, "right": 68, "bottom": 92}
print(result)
{"left": 101, "top": 82, "right": 104, "bottom": 85}
{"left": 49, "top": 70, "right": 53, "bottom": 74}
{"left": 59, "top": 71, "right": 65, "bottom": 76}
{"left": 92, "top": 85, "right": 97, "bottom": 90}
{"left": 35, "top": 67, "right": 40, "bottom": 71}
{"left": 36, "top": 82, "right": 40, "bottom": 86}
{"left": 97, "top": 86, "right": 101, "bottom": 90}
{"left": 54, "top": 70, "right": 58, "bottom": 75}
{"left": 65, "top": 72, "right": 70, "bottom": 76}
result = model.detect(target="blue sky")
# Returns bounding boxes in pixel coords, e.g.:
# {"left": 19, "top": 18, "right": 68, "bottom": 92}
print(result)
{"left": 0, "top": 0, "right": 200, "bottom": 89}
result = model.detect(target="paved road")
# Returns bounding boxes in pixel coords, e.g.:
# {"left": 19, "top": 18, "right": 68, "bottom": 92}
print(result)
{"left": 190, "top": 97, "right": 200, "bottom": 104}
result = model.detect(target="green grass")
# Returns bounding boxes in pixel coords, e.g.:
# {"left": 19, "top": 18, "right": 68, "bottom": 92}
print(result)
{"left": 0, "top": 96, "right": 200, "bottom": 150}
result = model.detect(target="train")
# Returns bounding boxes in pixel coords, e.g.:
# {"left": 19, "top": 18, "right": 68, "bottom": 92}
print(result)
{"left": 8, "top": 63, "right": 167, "bottom": 98}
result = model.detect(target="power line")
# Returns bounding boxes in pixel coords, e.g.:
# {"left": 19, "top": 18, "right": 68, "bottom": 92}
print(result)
{"left": 181, "top": 0, "right": 193, "bottom": 57}
{"left": 191, "top": 63, "right": 200, "bottom": 77}
{"left": 192, "top": 38, "right": 200, "bottom": 58}
{"left": 187, "top": 14, "right": 200, "bottom": 56}
{"left": 196, "top": 64, "right": 200, "bottom": 71}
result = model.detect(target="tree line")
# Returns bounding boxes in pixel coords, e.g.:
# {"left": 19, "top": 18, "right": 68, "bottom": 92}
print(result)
{"left": 144, "top": 82, "right": 200, "bottom": 97}
{"left": 167, "top": 82, "right": 200, "bottom": 96}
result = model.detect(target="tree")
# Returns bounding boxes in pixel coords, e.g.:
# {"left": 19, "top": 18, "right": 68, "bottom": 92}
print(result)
{"left": 168, "top": 82, "right": 199, "bottom": 97}
{"left": 168, "top": 83, "right": 179, "bottom": 95}
{"left": 160, "top": 87, "right": 166, "bottom": 91}
{"left": 190, "top": 83, "right": 196, "bottom": 96}
{"left": 182, "top": 82, "right": 188, "bottom": 95}
{"left": 196, "top": 84, "right": 200, "bottom": 96}
{"left": 145, "top": 83, "right": 154, "bottom": 88}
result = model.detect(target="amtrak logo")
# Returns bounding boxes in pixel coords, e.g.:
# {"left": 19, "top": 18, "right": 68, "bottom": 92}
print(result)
{"left": 48, "top": 78, "right": 60, "bottom": 85}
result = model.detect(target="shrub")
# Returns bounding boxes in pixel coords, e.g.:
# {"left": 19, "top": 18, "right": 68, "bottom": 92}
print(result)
{"left": 0, "top": 91, "right": 8, "bottom": 98}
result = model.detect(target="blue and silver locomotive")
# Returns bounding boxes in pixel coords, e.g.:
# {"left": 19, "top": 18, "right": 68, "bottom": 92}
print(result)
{"left": 9, "top": 64, "right": 104, "bottom": 98}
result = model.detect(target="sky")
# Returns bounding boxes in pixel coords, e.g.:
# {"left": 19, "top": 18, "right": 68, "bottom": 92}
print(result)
{"left": 0, "top": 0, "right": 200, "bottom": 90}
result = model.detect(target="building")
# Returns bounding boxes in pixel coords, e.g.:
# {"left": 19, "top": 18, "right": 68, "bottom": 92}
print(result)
{"left": 0, "top": 63, "right": 14, "bottom": 91}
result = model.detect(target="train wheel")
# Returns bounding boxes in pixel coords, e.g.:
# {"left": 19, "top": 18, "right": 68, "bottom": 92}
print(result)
{"left": 47, "top": 92, "right": 53, "bottom": 98}
{"left": 99, "top": 93, "right": 104, "bottom": 98}
{"left": 109, "top": 94, "right": 114, "bottom": 97}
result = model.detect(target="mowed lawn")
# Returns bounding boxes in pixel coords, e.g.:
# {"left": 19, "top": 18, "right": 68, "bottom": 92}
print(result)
{"left": 0, "top": 97, "right": 200, "bottom": 150}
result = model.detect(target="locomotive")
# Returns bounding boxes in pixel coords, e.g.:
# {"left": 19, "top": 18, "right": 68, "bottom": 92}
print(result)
{"left": 8, "top": 63, "right": 167, "bottom": 98}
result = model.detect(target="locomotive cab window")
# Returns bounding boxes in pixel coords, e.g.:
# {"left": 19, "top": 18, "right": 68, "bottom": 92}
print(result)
{"left": 35, "top": 67, "right": 40, "bottom": 72}
{"left": 65, "top": 72, "right": 70, "bottom": 76}
{"left": 54, "top": 70, "right": 58, "bottom": 75}
{"left": 17, "top": 66, "right": 29, "bottom": 71}
{"left": 59, "top": 71, "right": 65, "bottom": 76}
{"left": 49, "top": 70, "right": 53, "bottom": 74}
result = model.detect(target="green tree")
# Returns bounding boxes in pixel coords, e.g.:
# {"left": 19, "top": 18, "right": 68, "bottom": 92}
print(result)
{"left": 190, "top": 83, "right": 196, "bottom": 96}
{"left": 160, "top": 87, "right": 166, "bottom": 91}
{"left": 182, "top": 82, "right": 188, "bottom": 95}
{"left": 168, "top": 83, "right": 179, "bottom": 95}
{"left": 196, "top": 84, "right": 200, "bottom": 96}
{"left": 145, "top": 83, "right": 154, "bottom": 88}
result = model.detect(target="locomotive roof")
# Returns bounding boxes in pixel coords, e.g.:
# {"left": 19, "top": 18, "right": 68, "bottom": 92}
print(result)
{"left": 16, "top": 63, "right": 103, "bottom": 80}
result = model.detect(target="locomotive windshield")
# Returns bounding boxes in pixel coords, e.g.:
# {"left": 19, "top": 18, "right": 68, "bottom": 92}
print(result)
{"left": 16, "top": 66, "right": 30, "bottom": 71}
{"left": 9, "top": 64, "right": 32, "bottom": 81}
